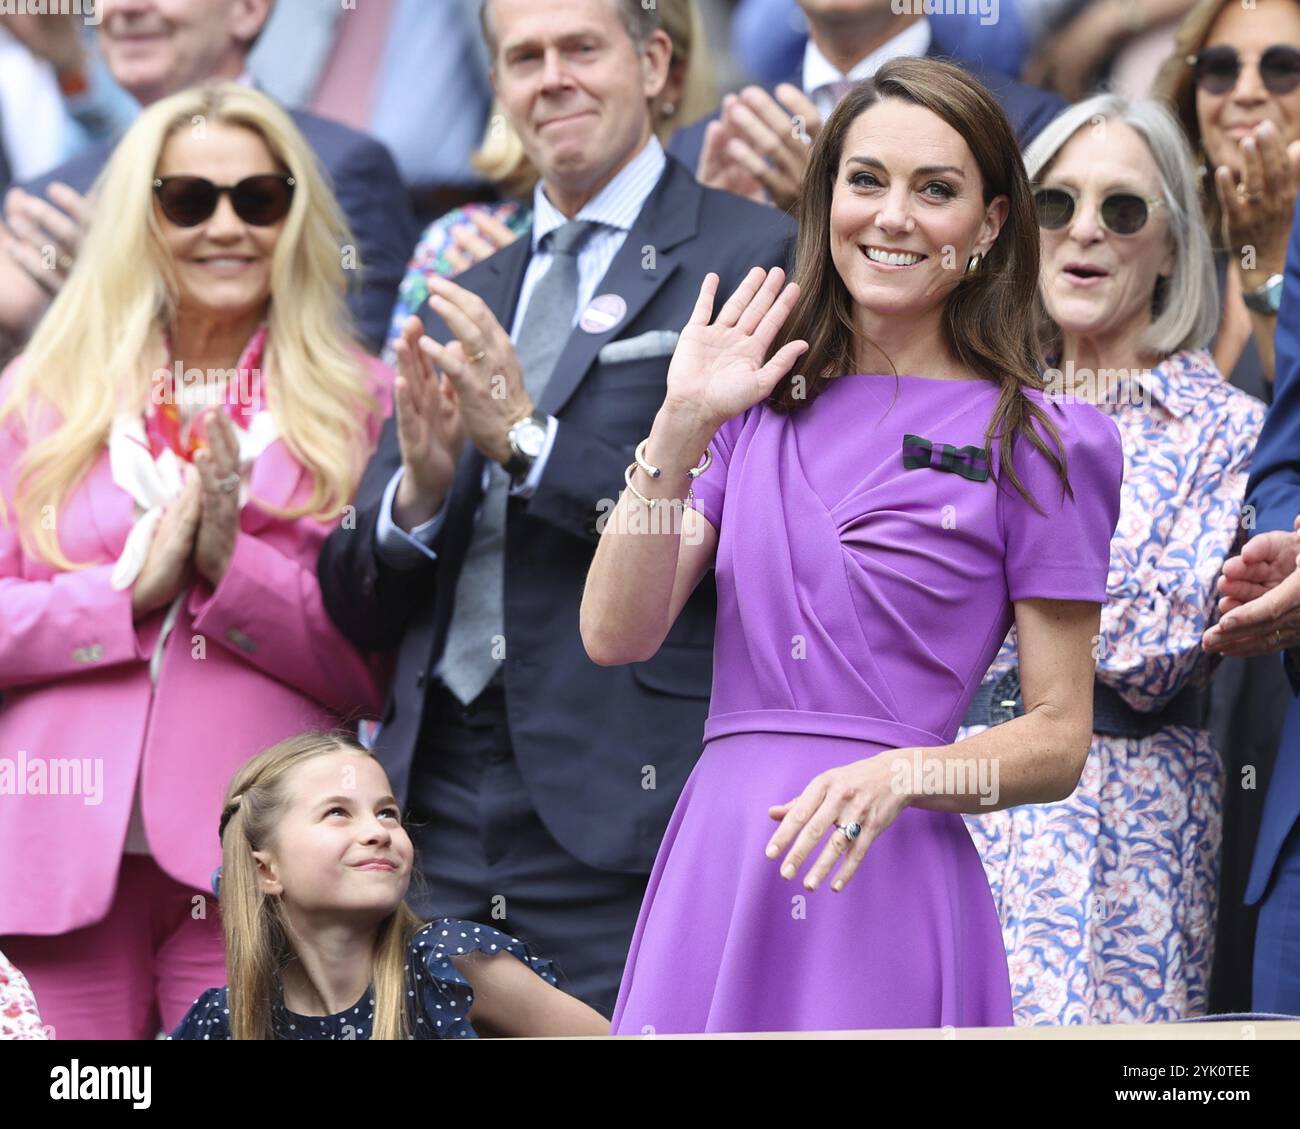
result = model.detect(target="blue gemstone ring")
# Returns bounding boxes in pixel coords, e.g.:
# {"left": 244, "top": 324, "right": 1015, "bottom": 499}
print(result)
{"left": 836, "top": 821, "right": 862, "bottom": 841}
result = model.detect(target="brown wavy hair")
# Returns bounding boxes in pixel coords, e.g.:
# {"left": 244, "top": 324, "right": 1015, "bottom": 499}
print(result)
{"left": 766, "top": 57, "right": 1069, "bottom": 512}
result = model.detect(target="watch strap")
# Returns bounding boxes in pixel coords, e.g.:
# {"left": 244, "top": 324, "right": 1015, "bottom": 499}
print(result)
{"left": 1243, "top": 273, "right": 1284, "bottom": 315}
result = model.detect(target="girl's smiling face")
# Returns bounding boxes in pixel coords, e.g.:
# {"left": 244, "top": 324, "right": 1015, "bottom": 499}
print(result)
{"left": 253, "top": 753, "right": 414, "bottom": 921}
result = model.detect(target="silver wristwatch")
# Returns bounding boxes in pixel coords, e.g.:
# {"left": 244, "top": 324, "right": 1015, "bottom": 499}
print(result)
{"left": 1243, "top": 272, "right": 1284, "bottom": 315}
{"left": 503, "top": 411, "right": 549, "bottom": 480}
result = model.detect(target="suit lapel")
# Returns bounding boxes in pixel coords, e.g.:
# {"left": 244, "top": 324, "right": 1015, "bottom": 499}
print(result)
{"left": 538, "top": 160, "right": 700, "bottom": 417}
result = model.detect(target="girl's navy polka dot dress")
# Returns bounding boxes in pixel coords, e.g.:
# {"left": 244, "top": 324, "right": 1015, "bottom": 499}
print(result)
{"left": 168, "top": 919, "right": 560, "bottom": 1040}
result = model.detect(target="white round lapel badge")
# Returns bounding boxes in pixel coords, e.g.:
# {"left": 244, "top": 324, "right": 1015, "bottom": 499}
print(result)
{"left": 580, "top": 293, "right": 627, "bottom": 334}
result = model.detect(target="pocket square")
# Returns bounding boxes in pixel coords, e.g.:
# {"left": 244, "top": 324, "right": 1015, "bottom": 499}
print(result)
{"left": 597, "top": 330, "right": 680, "bottom": 364}
{"left": 901, "top": 433, "right": 991, "bottom": 482}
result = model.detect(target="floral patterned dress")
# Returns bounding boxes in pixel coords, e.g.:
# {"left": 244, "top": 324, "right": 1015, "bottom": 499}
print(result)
{"left": 959, "top": 349, "right": 1266, "bottom": 1025}
{"left": 0, "top": 949, "right": 46, "bottom": 1039}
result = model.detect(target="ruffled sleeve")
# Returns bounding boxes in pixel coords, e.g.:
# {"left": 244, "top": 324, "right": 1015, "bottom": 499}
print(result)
{"left": 167, "top": 987, "right": 232, "bottom": 1040}
{"left": 408, "top": 918, "right": 561, "bottom": 1039}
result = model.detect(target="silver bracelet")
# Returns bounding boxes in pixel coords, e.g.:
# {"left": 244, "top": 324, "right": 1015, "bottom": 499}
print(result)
{"left": 624, "top": 461, "right": 695, "bottom": 510}
{"left": 635, "top": 436, "right": 713, "bottom": 480}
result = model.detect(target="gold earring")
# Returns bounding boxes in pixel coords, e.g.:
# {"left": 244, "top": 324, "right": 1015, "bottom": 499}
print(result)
{"left": 965, "top": 252, "right": 983, "bottom": 274}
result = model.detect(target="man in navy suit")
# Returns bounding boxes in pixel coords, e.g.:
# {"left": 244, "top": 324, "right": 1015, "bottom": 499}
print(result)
{"left": 670, "top": 0, "right": 1067, "bottom": 212}
{"left": 0, "top": 0, "right": 414, "bottom": 352}
{"left": 317, "top": 0, "right": 794, "bottom": 1017}
{"left": 1204, "top": 197, "right": 1300, "bottom": 1014}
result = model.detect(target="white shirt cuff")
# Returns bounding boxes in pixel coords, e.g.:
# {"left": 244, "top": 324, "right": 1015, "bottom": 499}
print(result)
{"left": 375, "top": 466, "right": 446, "bottom": 568}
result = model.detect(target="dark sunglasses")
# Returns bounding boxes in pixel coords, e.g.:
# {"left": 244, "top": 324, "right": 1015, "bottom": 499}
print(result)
{"left": 152, "top": 174, "right": 296, "bottom": 227}
{"left": 1033, "top": 185, "right": 1165, "bottom": 236}
{"left": 1187, "top": 44, "right": 1300, "bottom": 96}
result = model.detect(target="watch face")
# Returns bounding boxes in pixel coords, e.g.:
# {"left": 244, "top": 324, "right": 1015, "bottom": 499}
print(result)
{"left": 517, "top": 421, "right": 546, "bottom": 458}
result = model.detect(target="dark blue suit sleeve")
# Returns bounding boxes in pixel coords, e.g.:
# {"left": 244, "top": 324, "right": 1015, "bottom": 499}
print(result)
{"left": 1245, "top": 195, "right": 1300, "bottom": 536}
{"left": 328, "top": 135, "right": 418, "bottom": 354}
{"left": 317, "top": 414, "right": 441, "bottom": 653}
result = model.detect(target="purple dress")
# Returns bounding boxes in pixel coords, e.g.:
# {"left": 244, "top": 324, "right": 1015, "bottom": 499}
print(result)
{"left": 610, "top": 373, "right": 1125, "bottom": 1034}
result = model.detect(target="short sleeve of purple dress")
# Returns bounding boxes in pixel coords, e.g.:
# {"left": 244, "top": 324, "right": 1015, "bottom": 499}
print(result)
{"left": 611, "top": 374, "right": 1123, "bottom": 1034}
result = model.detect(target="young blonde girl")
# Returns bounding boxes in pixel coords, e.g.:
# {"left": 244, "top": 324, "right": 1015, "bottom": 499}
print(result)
{"left": 171, "top": 732, "right": 609, "bottom": 1039}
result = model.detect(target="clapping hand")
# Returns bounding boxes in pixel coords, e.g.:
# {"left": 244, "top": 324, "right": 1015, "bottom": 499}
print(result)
{"left": 130, "top": 465, "right": 201, "bottom": 620}
{"left": 192, "top": 410, "right": 243, "bottom": 587}
{"left": 1215, "top": 120, "right": 1300, "bottom": 286}
{"left": 392, "top": 314, "right": 464, "bottom": 529}
{"left": 698, "top": 85, "right": 822, "bottom": 211}
{"left": 1203, "top": 516, "right": 1300, "bottom": 656}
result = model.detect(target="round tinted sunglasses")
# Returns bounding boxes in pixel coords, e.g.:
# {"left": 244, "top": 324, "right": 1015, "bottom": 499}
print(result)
{"left": 1033, "top": 185, "right": 1165, "bottom": 236}
{"left": 1187, "top": 44, "right": 1300, "bottom": 96}
{"left": 152, "top": 174, "right": 296, "bottom": 227}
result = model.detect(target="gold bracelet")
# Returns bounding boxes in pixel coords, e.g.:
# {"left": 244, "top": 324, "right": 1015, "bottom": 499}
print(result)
{"left": 624, "top": 461, "right": 695, "bottom": 510}
{"left": 634, "top": 436, "right": 713, "bottom": 480}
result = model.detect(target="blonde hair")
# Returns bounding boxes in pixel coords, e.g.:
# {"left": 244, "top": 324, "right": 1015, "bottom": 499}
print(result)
{"left": 472, "top": 0, "right": 717, "bottom": 196}
{"left": 0, "top": 83, "right": 379, "bottom": 570}
{"left": 219, "top": 731, "right": 424, "bottom": 1041}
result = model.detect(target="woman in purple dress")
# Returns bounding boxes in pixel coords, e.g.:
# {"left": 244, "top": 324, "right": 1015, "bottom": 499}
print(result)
{"left": 580, "top": 57, "right": 1125, "bottom": 1034}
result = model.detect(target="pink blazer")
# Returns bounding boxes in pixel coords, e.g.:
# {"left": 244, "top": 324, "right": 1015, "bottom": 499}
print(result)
{"left": 0, "top": 354, "right": 393, "bottom": 935}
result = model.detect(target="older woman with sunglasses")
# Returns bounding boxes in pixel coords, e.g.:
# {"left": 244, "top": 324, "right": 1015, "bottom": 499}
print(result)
{"left": 958, "top": 95, "right": 1265, "bottom": 1025}
{"left": 0, "top": 83, "right": 391, "bottom": 1039}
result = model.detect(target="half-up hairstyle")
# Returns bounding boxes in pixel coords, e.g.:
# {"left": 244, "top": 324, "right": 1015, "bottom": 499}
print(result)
{"left": 219, "top": 731, "right": 423, "bottom": 1041}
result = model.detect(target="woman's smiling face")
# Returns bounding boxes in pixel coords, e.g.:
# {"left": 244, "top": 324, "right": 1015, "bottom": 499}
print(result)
{"left": 829, "top": 99, "right": 1007, "bottom": 323}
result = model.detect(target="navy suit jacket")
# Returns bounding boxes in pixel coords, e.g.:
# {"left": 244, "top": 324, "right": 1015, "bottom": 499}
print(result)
{"left": 1244, "top": 197, "right": 1300, "bottom": 905}
{"left": 22, "top": 108, "right": 415, "bottom": 353}
{"left": 667, "top": 49, "right": 1067, "bottom": 173}
{"left": 318, "top": 156, "right": 797, "bottom": 873}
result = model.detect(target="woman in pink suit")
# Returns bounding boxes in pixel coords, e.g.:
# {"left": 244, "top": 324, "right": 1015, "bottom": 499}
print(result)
{"left": 0, "top": 83, "right": 392, "bottom": 1040}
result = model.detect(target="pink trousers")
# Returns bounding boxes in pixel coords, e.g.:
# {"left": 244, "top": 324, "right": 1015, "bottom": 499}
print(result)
{"left": 1, "top": 854, "right": 225, "bottom": 1039}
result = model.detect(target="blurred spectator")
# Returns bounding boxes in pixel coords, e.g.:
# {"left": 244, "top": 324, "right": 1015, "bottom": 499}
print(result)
{"left": 249, "top": 0, "right": 494, "bottom": 225}
{"left": 671, "top": 0, "right": 1066, "bottom": 212}
{"left": 1025, "top": 0, "right": 1197, "bottom": 100}
{"left": 0, "top": 84, "right": 391, "bottom": 1039}
{"left": 0, "top": 0, "right": 415, "bottom": 353}
{"left": 0, "top": 17, "right": 136, "bottom": 195}
{"left": 962, "top": 95, "right": 1264, "bottom": 1024}
{"left": 1155, "top": 0, "right": 1300, "bottom": 398}
{"left": 731, "top": 0, "right": 1033, "bottom": 84}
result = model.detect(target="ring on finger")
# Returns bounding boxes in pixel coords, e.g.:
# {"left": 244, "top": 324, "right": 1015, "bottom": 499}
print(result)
{"left": 216, "top": 472, "right": 240, "bottom": 494}
{"left": 835, "top": 821, "right": 862, "bottom": 841}
{"left": 466, "top": 347, "right": 487, "bottom": 364}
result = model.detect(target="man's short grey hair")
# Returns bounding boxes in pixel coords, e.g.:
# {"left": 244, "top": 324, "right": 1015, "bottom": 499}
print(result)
{"left": 1023, "top": 94, "right": 1219, "bottom": 358}
{"left": 479, "top": 0, "right": 661, "bottom": 60}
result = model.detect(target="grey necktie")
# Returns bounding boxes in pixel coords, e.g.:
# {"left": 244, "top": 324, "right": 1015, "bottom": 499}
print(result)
{"left": 437, "top": 219, "right": 600, "bottom": 705}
